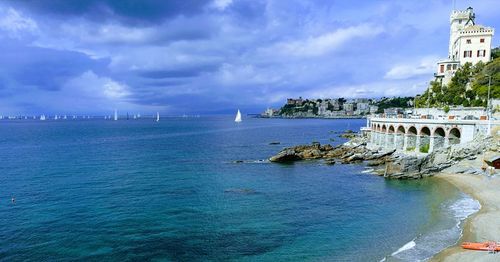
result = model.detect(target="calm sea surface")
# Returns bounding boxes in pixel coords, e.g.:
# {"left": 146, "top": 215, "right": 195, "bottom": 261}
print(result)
{"left": 0, "top": 117, "right": 477, "bottom": 261}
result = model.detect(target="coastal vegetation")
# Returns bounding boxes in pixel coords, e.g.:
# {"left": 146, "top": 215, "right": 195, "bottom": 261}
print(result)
{"left": 416, "top": 50, "right": 500, "bottom": 108}
{"left": 276, "top": 97, "right": 413, "bottom": 118}
{"left": 374, "top": 97, "right": 414, "bottom": 113}
{"left": 419, "top": 143, "right": 430, "bottom": 153}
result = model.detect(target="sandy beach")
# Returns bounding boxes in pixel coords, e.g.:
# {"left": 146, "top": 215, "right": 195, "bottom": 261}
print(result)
{"left": 432, "top": 173, "right": 500, "bottom": 262}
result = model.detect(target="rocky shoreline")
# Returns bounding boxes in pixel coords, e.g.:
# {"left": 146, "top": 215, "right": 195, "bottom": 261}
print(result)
{"left": 269, "top": 132, "right": 498, "bottom": 179}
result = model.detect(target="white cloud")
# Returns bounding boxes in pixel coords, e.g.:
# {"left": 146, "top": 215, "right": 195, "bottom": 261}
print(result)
{"left": 0, "top": 7, "right": 38, "bottom": 37}
{"left": 384, "top": 56, "right": 439, "bottom": 80}
{"left": 271, "top": 24, "right": 384, "bottom": 57}
{"left": 65, "top": 71, "right": 130, "bottom": 100}
{"left": 212, "top": 0, "right": 233, "bottom": 11}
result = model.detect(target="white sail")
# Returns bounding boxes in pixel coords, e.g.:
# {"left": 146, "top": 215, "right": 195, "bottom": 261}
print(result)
{"left": 235, "top": 109, "right": 242, "bottom": 122}
{"left": 156, "top": 112, "right": 160, "bottom": 122}
{"left": 114, "top": 109, "right": 118, "bottom": 121}
{"left": 40, "top": 115, "right": 46, "bottom": 121}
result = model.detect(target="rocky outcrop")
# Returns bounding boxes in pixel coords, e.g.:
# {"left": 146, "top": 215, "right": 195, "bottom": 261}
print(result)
{"left": 269, "top": 136, "right": 391, "bottom": 164}
{"left": 383, "top": 135, "right": 498, "bottom": 179}
{"left": 269, "top": 132, "right": 498, "bottom": 179}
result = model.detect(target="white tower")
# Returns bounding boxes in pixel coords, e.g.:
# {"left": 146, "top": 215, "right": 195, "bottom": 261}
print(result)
{"left": 449, "top": 7, "right": 475, "bottom": 60}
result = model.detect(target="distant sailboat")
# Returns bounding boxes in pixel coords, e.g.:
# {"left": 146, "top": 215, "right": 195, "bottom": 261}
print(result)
{"left": 114, "top": 109, "right": 118, "bottom": 121}
{"left": 40, "top": 115, "right": 46, "bottom": 121}
{"left": 156, "top": 112, "right": 160, "bottom": 122}
{"left": 235, "top": 109, "right": 242, "bottom": 123}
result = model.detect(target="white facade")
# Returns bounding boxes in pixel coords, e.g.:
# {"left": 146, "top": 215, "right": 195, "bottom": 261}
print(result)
{"left": 436, "top": 7, "right": 494, "bottom": 85}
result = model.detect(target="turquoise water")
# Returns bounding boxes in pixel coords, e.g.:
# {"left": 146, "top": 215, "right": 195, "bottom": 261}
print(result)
{"left": 0, "top": 117, "right": 474, "bottom": 261}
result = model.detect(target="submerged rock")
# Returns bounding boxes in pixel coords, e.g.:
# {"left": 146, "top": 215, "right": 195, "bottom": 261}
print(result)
{"left": 324, "top": 159, "right": 336, "bottom": 165}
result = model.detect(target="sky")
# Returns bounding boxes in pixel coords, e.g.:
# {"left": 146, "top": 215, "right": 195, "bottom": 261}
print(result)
{"left": 0, "top": 0, "right": 498, "bottom": 115}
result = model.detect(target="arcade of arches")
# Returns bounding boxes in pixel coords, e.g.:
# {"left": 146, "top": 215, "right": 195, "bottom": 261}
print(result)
{"left": 370, "top": 123, "right": 461, "bottom": 153}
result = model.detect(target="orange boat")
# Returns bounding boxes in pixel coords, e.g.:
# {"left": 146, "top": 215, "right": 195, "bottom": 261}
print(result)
{"left": 461, "top": 242, "right": 500, "bottom": 252}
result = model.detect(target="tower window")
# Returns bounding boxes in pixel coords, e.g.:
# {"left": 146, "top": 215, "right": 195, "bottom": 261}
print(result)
{"left": 480, "top": 38, "right": 485, "bottom": 43}
{"left": 440, "top": 65, "right": 444, "bottom": 73}
{"left": 466, "top": 39, "right": 472, "bottom": 44}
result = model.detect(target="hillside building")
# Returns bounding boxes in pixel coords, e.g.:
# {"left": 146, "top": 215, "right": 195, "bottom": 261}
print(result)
{"left": 435, "top": 7, "right": 494, "bottom": 85}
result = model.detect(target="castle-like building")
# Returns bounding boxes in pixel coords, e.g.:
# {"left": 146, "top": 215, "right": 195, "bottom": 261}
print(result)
{"left": 435, "top": 7, "right": 494, "bottom": 85}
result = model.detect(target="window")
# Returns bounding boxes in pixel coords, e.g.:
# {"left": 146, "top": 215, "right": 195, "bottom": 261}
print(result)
{"left": 459, "top": 19, "right": 462, "bottom": 24}
{"left": 466, "top": 39, "right": 472, "bottom": 44}
{"left": 480, "top": 38, "right": 485, "bottom": 43}
{"left": 463, "top": 50, "right": 472, "bottom": 58}
{"left": 477, "top": 50, "right": 486, "bottom": 57}
{"left": 453, "top": 64, "right": 458, "bottom": 70}
{"left": 440, "top": 65, "right": 444, "bottom": 73}
{"left": 447, "top": 64, "right": 452, "bottom": 71}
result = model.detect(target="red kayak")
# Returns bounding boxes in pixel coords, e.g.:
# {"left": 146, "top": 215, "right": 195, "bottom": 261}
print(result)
{"left": 462, "top": 242, "right": 500, "bottom": 252}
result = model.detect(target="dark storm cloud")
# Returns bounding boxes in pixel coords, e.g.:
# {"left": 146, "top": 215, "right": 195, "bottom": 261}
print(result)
{"left": 0, "top": 40, "right": 108, "bottom": 92}
{"left": 6, "top": 0, "right": 212, "bottom": 25}
{"left": 0, "top": 0, "right": 498, "bottom": 115}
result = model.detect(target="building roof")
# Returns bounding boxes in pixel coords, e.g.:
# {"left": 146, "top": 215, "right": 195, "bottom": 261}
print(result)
{"left": 484, "top": 156, "right": 500, "bottom": 166}
{"left": 461, "top": 24, "right": 493, "bottom": 32}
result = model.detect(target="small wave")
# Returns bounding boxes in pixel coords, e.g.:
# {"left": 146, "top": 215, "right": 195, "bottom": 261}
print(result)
{"left": 231, "top": 159, "right": 269, "bottom": 164}
{"left": 450, "top": 196, "right": 481, "bottom": 222}
{"left": 361, "top": 168, "right": 374, "bottom": 174}
{"left": 391, "top": 240, "right": 416, "bottom": 256}
{"left": 388, "top": 194, "right": 480, "bottom": 261}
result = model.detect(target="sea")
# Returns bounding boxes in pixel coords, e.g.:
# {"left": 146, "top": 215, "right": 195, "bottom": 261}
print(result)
{"left": 0, "top": 116, "right": 480, "bottom": 261}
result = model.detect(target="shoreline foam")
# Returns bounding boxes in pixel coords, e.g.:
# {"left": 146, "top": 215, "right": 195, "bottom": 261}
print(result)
{"left": 383, "top": 188, "right": 480, "bottom": 262}
{"left": 431, "top": 173, "right": 500, "bottom": 262}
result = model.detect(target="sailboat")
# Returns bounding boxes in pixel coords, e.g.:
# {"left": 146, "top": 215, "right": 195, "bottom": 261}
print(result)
{"left": 156, "top": 112, "right": 160, "bottom": 122}
{"left": 235, "top": 109, "right": 242, "bottom": 123}
{"left": 114, "top": 109, "right": 118, "bottom": 121}
{"left": 40, "top": 115, "right": 46, "bottom": 121}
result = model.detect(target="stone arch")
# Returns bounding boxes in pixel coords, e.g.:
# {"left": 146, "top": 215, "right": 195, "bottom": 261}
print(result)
{"left": 419, "top": 126, "right": 431, "bottom": 152}
{"left": 376, "top": 124, "right": 381, "bottom": 132}
{"left": 406, "top": 126, "right": 418, "bottom": 151}
{"left": 407, "top": 126, "right": 417, "bottom": 136}
{"left": 387, "top": 125, "right": 396, "bottom": 149}
{"left": 433, "top": 127, "right": 446, "bottom": 149}
{"left": 449, "top": 128, "right": 461, "bottom": 145}
{"left": 394, "top": 125, "right": 405, "bottom": 150}
{"left": 381, "top": 124, "right": 387, "bottom": 133}
{"left": 419, "top": 126, "right": 431, "bottom": 136}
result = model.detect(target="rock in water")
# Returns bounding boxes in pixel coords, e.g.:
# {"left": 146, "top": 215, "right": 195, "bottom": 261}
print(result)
{"left": 324, "top": 159, "right": 336, "bottom": 165}
{"left": 269, "top": 148, "right": 302, "bottom": 162}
